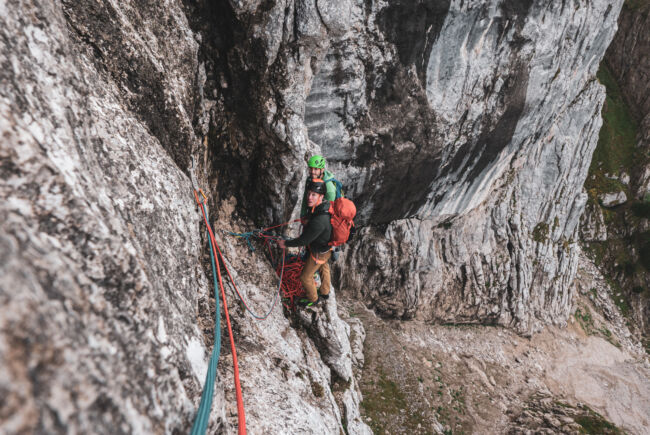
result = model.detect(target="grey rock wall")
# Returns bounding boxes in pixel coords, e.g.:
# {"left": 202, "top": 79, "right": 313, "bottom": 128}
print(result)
{"left": 1, "top": 0, "right": 369, "bottom": 433}
{"left": 305, "top": 0, "right": 621, "bottom": 334}
{"left": 1, "top": 1, "right": 206, "bottom": 432}
{"left": 1, "top": 0, "right": 628, "bottom": 432}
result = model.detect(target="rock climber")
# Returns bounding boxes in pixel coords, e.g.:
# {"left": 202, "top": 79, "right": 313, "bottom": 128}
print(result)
{"left": 278, "top": 178, "right": 332, "bottom": 307}
{"left": 300, "top": 154, "right": 336, "bottom": 218}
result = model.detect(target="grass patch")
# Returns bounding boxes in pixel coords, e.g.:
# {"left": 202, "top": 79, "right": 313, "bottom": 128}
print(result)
{"left": 575, "top": 408, "right": 623, "bottom": 434}
{"left": 575, "top": 305, "right": 621, "bottom": 347}
{"left": 591, "top": 64, "right": 639, "bottom": 177}
{"left": 532, "top": 222, "right": 549, "bottom": 243}
{"left": 360, "top": 368, "right": 426, "bottom": 434}
{"left": 575, "top": 306, "right": 594, "bottom": 334}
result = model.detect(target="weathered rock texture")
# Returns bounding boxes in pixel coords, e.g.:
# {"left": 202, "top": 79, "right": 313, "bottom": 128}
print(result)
{"left": 1, "top": 1, "right": 207, "bottom": 432}
{"left": 1, "top": 0, "right": 369, "bottom": 433}
{"left": 334, "top": 0, "right": 622, "bottom": 334}
{"left": 189, "top": 0, "right": 622, "bottom": 336}
{"left": 0, "top": 0, "right": 630, "bottom": 432}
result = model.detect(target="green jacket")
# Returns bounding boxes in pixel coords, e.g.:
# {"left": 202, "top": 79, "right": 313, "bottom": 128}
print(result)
{"left": 287, "top": 200, "right": 332, "bottom": 253}
{"left": 300, "top": 170, "right": 336, "bottom": 217}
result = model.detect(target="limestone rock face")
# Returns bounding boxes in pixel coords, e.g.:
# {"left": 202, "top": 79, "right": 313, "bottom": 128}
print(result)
{"left": 1, "top": 0, "right": 627, "bottom": 432}
{"left": 580, "top": 202, "right": 608, "bottom": 242}
{"left": 333, "top": 0, "right": 621, "bottom": 333}
{"left": 1, "top": 0, "right": 368, "bottom": 433}
{"left": 1, "top": 1, "right": 207, "bottom": 433}
{"left": 599, "top": 191, "right": 628, "bottom": 207}
{"left": 183, "top": 0, "right": 620, "bottom": 335}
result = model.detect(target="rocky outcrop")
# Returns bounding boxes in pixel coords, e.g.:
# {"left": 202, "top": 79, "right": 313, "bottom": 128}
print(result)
{"left": 0, "top": 0, "right": 631, "bottom": 432}
{"left": 508, "top": 392, "right": 622, "bottom": 434}
{"left": 336, "top": 0, "right": 621, "bottom": 333}
{"left": 580, "top": 0, "right": 650, "bottom": 342}
{"left": 599, "top": 191, "right": 627, "bottom": 207}
{"left": 1, "top": 0, "right": 369, "bottom": 433}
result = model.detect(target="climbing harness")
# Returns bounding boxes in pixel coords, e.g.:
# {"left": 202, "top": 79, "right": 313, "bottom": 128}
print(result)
{"left": 309, "top": 249, "right": 328, "bottom": 265}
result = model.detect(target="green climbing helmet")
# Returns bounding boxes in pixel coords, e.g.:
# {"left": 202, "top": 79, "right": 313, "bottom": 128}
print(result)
{"left": 308, "top": 154, "right": 326, "bottom": 169}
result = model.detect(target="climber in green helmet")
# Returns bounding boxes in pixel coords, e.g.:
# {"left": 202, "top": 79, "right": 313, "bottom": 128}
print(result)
{"left": 301, "top": 154, "right": 337, "bottom": 218}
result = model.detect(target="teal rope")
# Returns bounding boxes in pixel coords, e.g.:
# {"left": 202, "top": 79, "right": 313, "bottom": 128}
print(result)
{"left": 226, "top": 230, "right": 286, "bottom": 252}
{"left": 227, "top": 231, "right": 257, "bottom": 251}
{"left": 190, "top": 219, "right": 222, "bottom": 435}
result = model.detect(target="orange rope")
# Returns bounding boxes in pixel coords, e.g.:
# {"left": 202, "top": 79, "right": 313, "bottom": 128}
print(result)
{"left": 196, "top": 191, "right": 247, "bottom": 435}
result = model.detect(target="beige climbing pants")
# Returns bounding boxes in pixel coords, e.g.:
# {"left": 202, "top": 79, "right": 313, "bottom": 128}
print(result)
{"left": 300, "top": 250, "right": 332, "bottom": 302}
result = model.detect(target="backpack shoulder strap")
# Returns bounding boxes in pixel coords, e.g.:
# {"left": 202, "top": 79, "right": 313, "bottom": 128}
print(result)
{"left": 323, "top": 173, "right": 343, "bottom": 199}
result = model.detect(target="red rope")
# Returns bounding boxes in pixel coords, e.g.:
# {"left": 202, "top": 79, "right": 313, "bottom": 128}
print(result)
{"left": 275, "top": 255, "right": 307, "bottom": 309}
{"left": 223, "top": 217, "right": 311, "bottom": 310}
{"left": 261, "top": 219, "right": 301, "bottom": 232}
{"left": 196, "top": 195, "right": 247, "bottom": 435}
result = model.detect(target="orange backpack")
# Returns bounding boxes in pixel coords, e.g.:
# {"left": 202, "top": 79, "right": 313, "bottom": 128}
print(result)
{"left": 328, "top": 197, "right": 356, "bottom": 247}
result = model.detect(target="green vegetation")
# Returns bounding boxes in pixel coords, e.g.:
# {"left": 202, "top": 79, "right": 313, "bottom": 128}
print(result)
{"left": 589, "top": 64, "right": 639, "bottom": 179}
{"left": 583, "top": 62, "right": 649, "bottom": 337}
{"left": 575, "top": 407, "right": 623, "bottom": 434}
{"left": 574, "top": 305, "right": 620, "bottom": 347}
{"left": 360, "top": 368, "right": 426, "bottom": 434}
{"left": 548, "top": 401, "right": 623, "bottom": 434}
{"left": 532, "top": 222, "right": 549, "bottom": 243}
{"left": 449, "top": 387, "right": 466, "bottom": 415}
{"left": 575, "top": 306, "right": 595, "bottom": 333}
{"left": 607, "top": 278, "right": 631, "bottom": 318}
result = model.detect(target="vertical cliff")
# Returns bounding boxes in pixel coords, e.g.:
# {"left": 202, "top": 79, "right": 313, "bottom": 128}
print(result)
{"left": 1, "top": 0, "right": 368, "bottom": 433}
{"left": 0, "top": 0, "right": 631, "bottom": 433}
{"left": 329, "top": 0, "right": 621, "bottom": 334}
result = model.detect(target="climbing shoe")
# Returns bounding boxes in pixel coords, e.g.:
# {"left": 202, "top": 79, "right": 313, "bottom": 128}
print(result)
{"left": 297, "top": 297, "right": 320, "bottom": 308}
{"left": 318, "top": 292, "right": 329, "bottom": 300}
